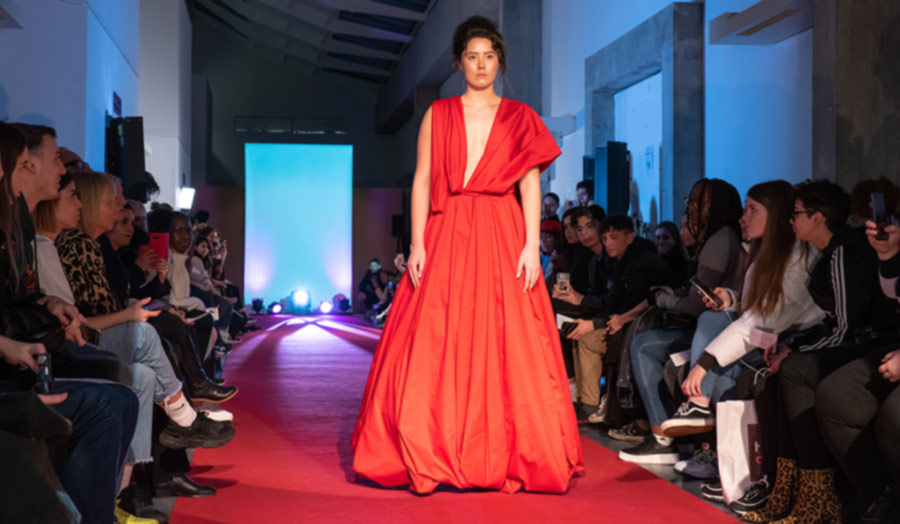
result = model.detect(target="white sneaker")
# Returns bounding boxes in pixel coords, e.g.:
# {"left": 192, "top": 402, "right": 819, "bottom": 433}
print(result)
{"left": 587, "top": 394, "right": 608, "bottom": 423}
{"left": 201, "top": 408, "right": 234, "bottom": 422}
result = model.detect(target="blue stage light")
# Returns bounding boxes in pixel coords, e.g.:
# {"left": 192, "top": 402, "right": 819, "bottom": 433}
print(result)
{"left": 268, "top": 302, "right": 283, "bottom": 314}
{"left": 319, "top": 301, "right": 333, "bottom": 314}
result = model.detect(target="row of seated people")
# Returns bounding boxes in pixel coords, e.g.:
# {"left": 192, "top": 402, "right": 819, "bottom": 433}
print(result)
{"left": 0, "top": 120, "right": 247, "bottom": 524}
{"left": 549, "top": 176, "right": 900, "bottom": 523}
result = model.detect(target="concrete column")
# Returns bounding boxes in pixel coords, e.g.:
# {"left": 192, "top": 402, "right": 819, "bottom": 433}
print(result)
{"left": 501, "top": 0, "right": 542, "bottom": 113}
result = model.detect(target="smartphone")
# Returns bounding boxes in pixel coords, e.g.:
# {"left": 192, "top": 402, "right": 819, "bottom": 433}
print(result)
{"left": 148, "top": 233, "right": 170, "bottom": 261}
{"left": 872, "top": 192, "right": 889, "bottom": 241}
{"left": 561, "top": 322, "right": 578, "bottom": 336}
{"left": 690, "top": 275, "right": 723, "bottom": 308}
{"left": 80, "top": 325, "right": 101, "bottom": 345}
{"left": 34, "top": 354, "right": 53, "bottom": 394}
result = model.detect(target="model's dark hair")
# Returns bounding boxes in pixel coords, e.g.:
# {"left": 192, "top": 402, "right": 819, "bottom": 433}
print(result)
{"left": 793, "top": 179, "right": 850, "bottom": 233}
{"left": 743, "top": 180, "right": 798, "bottom": 318}
{"left": 599, "top": 214, "right": 634, "bottom": 234}
{"left": 453, "top": 16, "right": 506, "bottom": 72}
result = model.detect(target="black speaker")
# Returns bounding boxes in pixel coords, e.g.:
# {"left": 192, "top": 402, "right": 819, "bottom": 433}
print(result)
{"left": 594, "top": 141, "right": 630, "bottom": 215}
{"left": 105, "top": 116, "right": 146, "bottom": 198}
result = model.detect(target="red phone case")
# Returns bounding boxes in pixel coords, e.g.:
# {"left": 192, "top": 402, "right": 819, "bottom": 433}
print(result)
{"left": 148, "top": 233, "right": 169, "bottom": 261}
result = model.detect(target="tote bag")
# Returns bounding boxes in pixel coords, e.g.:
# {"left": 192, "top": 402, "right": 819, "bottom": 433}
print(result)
{"left": 717, "top": 400, "right": 764, "bottom": 504}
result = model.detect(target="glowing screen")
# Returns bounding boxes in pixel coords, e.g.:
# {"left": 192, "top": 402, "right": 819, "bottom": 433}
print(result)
{"left": 244, "top": 143, "right": 353, "bottom": 307}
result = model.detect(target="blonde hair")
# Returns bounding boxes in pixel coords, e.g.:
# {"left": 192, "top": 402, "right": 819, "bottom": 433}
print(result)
{"left": 72, "top": 171, "right": 116, "bottom": 236}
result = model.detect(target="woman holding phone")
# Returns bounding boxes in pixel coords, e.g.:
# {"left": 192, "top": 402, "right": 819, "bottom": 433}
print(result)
{"left": 352, "top": 16, "right": 583, "bottom": 494}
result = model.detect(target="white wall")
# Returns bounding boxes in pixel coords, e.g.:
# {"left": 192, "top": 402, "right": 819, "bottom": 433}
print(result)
{"left": 615, "top": 73, "right": 663, "bottom": 226}
{"left": 543, "top": 0, "right": 814, "bottom": 214}
{"left": 0, "top": 0, "right": 139, "bottom": 169}
{"left": 139, "top": 0, "right": 192, "bottom": 207}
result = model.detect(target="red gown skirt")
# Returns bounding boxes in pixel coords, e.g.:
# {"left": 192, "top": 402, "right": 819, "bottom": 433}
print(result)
{"left": 351, "top": 96, "right": 584, "bottom": 494}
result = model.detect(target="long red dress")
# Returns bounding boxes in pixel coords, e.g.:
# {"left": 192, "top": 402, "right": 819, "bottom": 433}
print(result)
{"left": 352, "top": 96, "right": 584, "bottom": 494}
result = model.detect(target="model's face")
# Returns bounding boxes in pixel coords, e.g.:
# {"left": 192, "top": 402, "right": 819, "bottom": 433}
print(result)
{"left": 54, "top": 180, "right": 82, "bottom": 230}
{"left": 562, "top": 215, "right": 579, "bottom": 244}
{"left": 32, "top": 136, "right": 66, "bottom": 202}
{"left": 170, "top": 216, "right": 192, "bottom": 254}
{"left": 576, "top": 187, "right": 590, "bottom": 205}
{"left": 740, "top": 196, "right": 769, "bottom": 241}
{"left": 791, "top": 199, "right": 817, "bottom": 242}
{"left": 603, "top": 229, "right": 633, "bottom": 259}
{"left": 655, "top": 227, "right": 676, "bottom": 255}
{"left": 542, "top": 196, "right": 558, "bottom": 218}
{"left": 460, "top": 37, "right": 499, "bottom": 90}
{"left": 97, "top": 186, "right": 117, "bottom": 234}
{"left": 574, "top": 215, "right": 601, "bottom": 249}
{"left": 108, "top": 208, "right": 134, "bottom": 249}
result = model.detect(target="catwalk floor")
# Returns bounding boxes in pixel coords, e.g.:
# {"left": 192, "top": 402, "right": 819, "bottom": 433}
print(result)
{"left": 169, "top": 315, "right": 738, "bottom": 523}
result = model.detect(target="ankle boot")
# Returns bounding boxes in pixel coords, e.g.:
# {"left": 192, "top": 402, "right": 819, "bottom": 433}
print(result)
{"left": 743, "top": 457, "right": 799, "bottom": 522}
{"left": 770, "top": 468, "right": 841, "bottom": 524}
{"left": 177, "top": 338, "right": 238, "bottom": 403}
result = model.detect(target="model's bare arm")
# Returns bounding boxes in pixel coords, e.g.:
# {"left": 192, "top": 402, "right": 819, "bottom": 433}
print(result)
{"left": 516, "top": 167, "right": 542, "bottom": 291}
{"left": 408, "top": 106, "right": 433, "bottom": 289}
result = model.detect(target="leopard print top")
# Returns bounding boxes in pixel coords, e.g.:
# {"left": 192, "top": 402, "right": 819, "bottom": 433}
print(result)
{"left": 55, "top": 228, "right": 120, "bottom": 317}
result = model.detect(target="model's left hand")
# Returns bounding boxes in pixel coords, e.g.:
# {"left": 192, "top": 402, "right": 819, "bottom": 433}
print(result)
{"left": 879, "top": 350, "right": 900, "bottom": 383}
{"left": 516, "top": 246, "right": 542, "bottom": 292}
{"left": 681, "top": 365, "right": 707, "bottom": 398}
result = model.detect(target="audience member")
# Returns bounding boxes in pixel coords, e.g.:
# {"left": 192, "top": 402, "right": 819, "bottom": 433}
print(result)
{"left": 576, "top": 180, "right": 594, "bottom": 207}
{"left": 539, "top": 218, "right": 561, "bottom": 277}
{"left": 542, "top": 192, "right": 560, "bottom": 220}
{"left": 654, "top": 220, "right": 690, "bottom": 286}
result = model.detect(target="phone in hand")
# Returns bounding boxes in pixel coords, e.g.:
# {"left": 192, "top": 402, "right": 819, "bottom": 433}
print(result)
{"left": 872, "top": 192, "right": 890, "bottom": 241}
{"left": 561, "top": 322, "right": 578, "bottom": 336}
{"left": 690, "top": 276, "right": 723, "bottom": 308}
{"left": 34, "top": 354, "right": 53, "bottom": 394}
{"left": 80, "top": 325, "right": 101, "bottom": 345}
{"left": 148, "top": 233, "right": 170, "bottom": 261}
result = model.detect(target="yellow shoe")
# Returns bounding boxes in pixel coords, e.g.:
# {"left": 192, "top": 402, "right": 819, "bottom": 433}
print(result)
{"left": 114, "top": 505, "right": 159, "bottom": 524}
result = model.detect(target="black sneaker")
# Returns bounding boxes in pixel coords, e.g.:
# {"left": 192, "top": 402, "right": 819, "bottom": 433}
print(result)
{"left": 159, "top": 412, "right": 236, "bottom": 449}
{"left": 575, "top": 402, "right": 599, "bottom": 424}
{"left": 661, "top": 401, "right": 715, "bottom": 437}
{"left": 618, "top": 435, "right": 679, "bottom": 464}
{"left": 607, "top": 421, "right": 650, "bottom": 443}
{"left": 729, "top": 476, "right": 771, "bottom": 515}
{"left": 860, "top": 483, "right": 900, "bottom": 524}
{"left": 699, "top": 479, "right": 724, "bottom": 502}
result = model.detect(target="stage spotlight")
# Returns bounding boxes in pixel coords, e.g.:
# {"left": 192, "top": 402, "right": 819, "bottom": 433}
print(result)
{"left": 268, "top": 302, "right": 283, "bottom": 314}
{"left": 332, "top": 293, "right": 350, "bottom": 313}
{"left": 319, "top": 301, "right": 333, "bottom": 314}
{"left": 251, "top": 298, "right": 264, "bottom": 314}
{"left": 291, "top": 289, "right": 311, "bottom": 308}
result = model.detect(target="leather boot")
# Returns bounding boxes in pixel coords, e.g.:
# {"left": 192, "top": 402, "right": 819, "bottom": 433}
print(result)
{"left": 770, "top": 468, "right": 842, "bottom": 524}
{"left": 743, "top": 457, "right": 799, "bottom": 522}
{"left": 176, "top": 336, "right": 238, "bottom": 403}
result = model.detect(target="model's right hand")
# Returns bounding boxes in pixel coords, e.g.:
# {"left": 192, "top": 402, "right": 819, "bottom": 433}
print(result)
{"left": 408, "top": 245, "right": 426, "bottom": 289}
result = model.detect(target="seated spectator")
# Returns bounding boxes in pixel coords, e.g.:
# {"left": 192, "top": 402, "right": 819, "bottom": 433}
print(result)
{"left": 539, "top": 218, "right": 561, "bottom": 277}
{"left": 849, "top": 176, "right": 900, "bottom": 227}
{"left": 358, "top": 258, "right": 388, "bottom": 313}
{"left": 576, "top": 179, "right": 594, "bottom": 207}
{"left": 743, "top": 179, "right": 900, "bottom": 524}
{"left": 542, "top": 191, "right": 560, "bottom": 220}
{"left": 816, "top": 193, "right": 900, "bottom": 522}
{"left": 555, "top": 213, "right": 671, "bottom": 423}
{"left": 1, "top": 121, "right": 140, "bottom": 524}
{"left": 609, "top": 179, "right": 742, "bottom": 453}
{"left": 654, "top": 220, "right": 690, "bottom": 287}
{"left": 553, "top": 207, "right": 596, "bottom": 296}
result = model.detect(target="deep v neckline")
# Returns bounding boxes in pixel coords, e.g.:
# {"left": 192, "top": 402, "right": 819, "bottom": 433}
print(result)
{"left": 459, "top": 96, "right": 504, "bottom": 190}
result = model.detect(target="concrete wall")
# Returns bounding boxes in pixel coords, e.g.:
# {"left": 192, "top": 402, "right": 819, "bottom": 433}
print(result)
{"left": 140, "top": 0, "right": 192, "bottom": 207}
{"left": 543, "top": 0, "right": 814, "bottom": 213}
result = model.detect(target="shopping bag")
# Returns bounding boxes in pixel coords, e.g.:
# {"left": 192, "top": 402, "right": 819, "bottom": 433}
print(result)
{"left": 716, "top": 400, "right": 764, "bottom": 504}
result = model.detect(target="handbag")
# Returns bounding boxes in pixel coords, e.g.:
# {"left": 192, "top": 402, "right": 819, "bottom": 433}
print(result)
{"left": 0, "top": 299, "right": 65, "bottom": 353}
{"left": 717, "top": 400, "right": 765, "bottom": 504}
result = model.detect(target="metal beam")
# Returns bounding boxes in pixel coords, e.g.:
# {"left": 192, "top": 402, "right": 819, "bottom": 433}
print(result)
{"left": 327, "top": 0, "right": 426, "bottom": 21}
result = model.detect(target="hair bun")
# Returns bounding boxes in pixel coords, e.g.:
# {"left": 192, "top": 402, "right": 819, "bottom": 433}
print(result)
{"left": 452, "top": 15, "right": 507, "bottom": 71}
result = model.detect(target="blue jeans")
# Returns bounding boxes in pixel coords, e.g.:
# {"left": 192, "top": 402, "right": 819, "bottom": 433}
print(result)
{"left": 52, "top": 381, "right": 138, "bottom": 524}
{"left": 631, "top": 327, "right": 695, "bottom": 426}
{"left": 98, "top": 322, "right": 183, "bottom": 462}
{"left": 688, "top": 310, "right": 762, "bottom": 402}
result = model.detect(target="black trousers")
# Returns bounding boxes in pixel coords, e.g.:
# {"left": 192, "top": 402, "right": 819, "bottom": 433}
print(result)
{"left": 753, "top": 371, "right": 788, "bottom": 481}
{"left": 778, "top": 348, "right": 866, "bottom": 469}
{"left": 817, "top": 344, "right": 900, "bottom": 503}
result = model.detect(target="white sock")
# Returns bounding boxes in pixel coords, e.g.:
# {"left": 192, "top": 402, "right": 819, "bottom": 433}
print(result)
{"left": 654, "top": 434, "right": 673, "bottom": 447}
{"left": 164, "top": 393, "right": 198, "bottom": 427}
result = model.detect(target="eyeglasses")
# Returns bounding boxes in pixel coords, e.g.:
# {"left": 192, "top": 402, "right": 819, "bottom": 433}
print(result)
{"left": 791, "top": 209, "right": 815, "bottom": 218}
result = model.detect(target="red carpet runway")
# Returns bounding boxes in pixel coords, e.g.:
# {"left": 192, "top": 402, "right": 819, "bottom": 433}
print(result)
{"left": 170, "top": 315, "right": 737, "bottom": 523}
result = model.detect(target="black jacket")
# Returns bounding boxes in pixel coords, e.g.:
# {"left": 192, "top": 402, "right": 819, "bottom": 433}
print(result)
{"left": 795, "top": 227, "right": 899, "bottom": 351}
{"left": 588, "top": 237, "right": 672, "bottom": 329}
